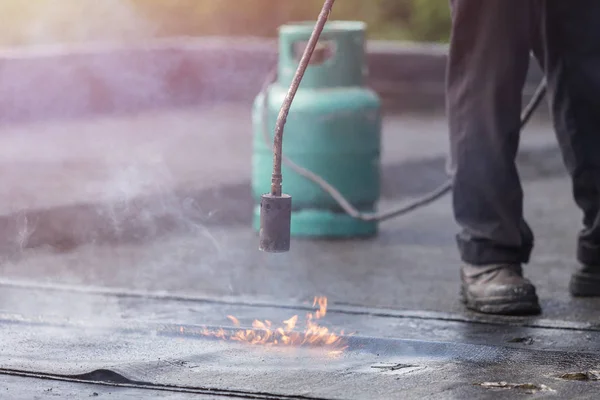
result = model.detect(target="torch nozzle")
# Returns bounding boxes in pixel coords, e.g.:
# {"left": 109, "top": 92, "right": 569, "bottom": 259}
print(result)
{"left": 259, "top": 193, "right": 292, "bottom": 253}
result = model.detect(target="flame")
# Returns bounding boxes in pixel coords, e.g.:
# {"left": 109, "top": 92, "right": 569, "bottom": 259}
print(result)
{"left": 192, "top": 296, "right": 347, "bottom": 352}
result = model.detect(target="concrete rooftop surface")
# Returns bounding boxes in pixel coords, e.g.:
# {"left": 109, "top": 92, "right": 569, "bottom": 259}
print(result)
{"left": 1, "top": 103, "right": 599, "bottom": 399}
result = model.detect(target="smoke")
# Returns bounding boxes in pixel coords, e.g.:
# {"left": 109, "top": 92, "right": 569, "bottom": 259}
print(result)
{"left": 0, "top": 1, "right": 245, "bottom": 324}
{"left": 96, "top": 138, "right": 225, "bottom": 255}
{"left": 0, "top": 0, "right": 156, "bottom": 48}
{"left": 0, "top": 110, "right": 239, "bottom": 324}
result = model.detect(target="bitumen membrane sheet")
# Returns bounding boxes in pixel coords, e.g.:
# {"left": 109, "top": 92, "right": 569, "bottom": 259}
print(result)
{"left": 1, "top": 283, "right": 600, "bottom": 400}
{"left": 0, "top": 105, "right": 600, "bottom": 398}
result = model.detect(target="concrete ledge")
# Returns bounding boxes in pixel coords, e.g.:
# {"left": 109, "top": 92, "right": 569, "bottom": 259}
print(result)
{"left": 0, "top": 37, "right": 545, "bottom": 123}
{"left": 0, "top": 37, "right": 276, "bottom": 124}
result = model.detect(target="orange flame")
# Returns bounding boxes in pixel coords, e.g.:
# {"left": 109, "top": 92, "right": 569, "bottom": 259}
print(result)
{"left": 193, "top": 296, "right": 347, "bottom": 352}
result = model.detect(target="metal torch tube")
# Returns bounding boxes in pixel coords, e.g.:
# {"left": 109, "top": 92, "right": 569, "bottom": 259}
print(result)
{"left": 270, "top": 0, "right": 336, "bottom": 197}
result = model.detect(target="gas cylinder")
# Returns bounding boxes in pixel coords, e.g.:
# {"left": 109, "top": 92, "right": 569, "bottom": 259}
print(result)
{"left": 251, "top": 21, "right": 382, "bottom": 238}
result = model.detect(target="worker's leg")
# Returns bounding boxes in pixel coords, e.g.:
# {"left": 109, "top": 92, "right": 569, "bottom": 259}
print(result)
{"left": 541, "top": 1, "right": 600, "bottom": 296}
{"left": 446, "top": 0, "right": 541, "bottom": 314}
{"left": 447, "top": 0, "right": 535, "bottom": 265}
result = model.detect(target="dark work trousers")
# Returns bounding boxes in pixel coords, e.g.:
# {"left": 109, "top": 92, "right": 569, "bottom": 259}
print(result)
{"left": 446, "top": 0, "right": 600, "bottom": 266}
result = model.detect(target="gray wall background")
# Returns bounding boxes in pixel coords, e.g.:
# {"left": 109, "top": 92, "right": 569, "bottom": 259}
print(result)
{"left": 0, "top": 37, "right": 545, "bottom": 124}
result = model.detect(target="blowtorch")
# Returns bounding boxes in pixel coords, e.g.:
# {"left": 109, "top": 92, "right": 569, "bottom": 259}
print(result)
{"left": 258, "top": 0, "right": 335, "bottom": 252}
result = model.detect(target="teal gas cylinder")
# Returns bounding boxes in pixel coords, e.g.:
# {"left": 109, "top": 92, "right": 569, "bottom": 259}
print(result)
{"left": 251, "top": 21, "right": 382, "bottom": 238}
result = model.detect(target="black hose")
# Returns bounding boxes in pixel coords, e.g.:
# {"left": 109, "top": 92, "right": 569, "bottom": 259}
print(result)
{"left": 261, "top": 73, "right": 547, "bottom": 222}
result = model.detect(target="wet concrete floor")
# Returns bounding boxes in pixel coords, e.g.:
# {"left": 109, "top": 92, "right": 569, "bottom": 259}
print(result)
{"left": 0, "top": 104, "right": 599, "bottom": 398}
{"left": 1, "top": 283, "right": 600, "bottom": 399}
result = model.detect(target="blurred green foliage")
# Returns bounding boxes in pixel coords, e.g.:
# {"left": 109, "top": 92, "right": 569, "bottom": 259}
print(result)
{"left": 135, "top": 0, "right": 451, "bottom": 42}
{"left": 0, "top": 0, "right": 451, "bottom": 46}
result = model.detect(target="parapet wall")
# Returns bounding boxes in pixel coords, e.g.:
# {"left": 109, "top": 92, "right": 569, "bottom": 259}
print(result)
{"left": 0, "top": 37, "right": 545, "bottom": 124}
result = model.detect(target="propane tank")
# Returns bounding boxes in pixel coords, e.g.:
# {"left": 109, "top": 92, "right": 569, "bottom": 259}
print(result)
{"left": 252, "top": 21, "right": 382, "bottom": 238}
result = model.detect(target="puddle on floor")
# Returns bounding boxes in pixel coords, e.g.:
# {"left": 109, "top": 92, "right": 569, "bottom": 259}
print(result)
{"left": 370, "top": 363, "right": 426, "bottom": 375}
{"left": 506, "top": 336, "right": 534, "bottom": 345}
{"left": 475, "top": 381, "right": 555, "bottom": 394}
{"left": 558, "top": 371, "right": 600, "bottom": 381}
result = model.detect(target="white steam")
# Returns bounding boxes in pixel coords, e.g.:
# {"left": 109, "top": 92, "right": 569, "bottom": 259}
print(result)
{"left": 0, "top": 0, "right": 156, "bottom": 48}
{"left": 0, "top": 1, "right": 236, "bottom": 324}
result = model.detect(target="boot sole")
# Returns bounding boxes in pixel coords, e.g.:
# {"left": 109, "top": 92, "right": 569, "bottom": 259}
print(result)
{"left": 570, "top": 271, "right": 600, "bottom": 297}
{"left": 460, "top": 287, "right": 541, "bottom": 316}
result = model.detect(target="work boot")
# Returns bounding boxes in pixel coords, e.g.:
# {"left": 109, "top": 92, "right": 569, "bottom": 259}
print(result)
{"left": 570, "top": 265, "right": 600, "bottom": 297}
{"left": 460, "top": 264, "right": 541, "bottom": 315}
